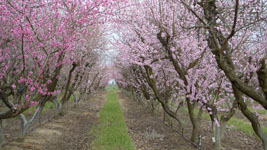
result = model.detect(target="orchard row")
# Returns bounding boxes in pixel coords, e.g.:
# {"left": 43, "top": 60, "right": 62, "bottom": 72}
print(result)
{"left": 112, "top": 0, "right": 267, "bottom": 150}
{"left": 0, "top": 0, "right": 119, "bottom": 146}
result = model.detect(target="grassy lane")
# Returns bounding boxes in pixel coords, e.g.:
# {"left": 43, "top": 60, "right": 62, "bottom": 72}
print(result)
{"left": 90, "top": 89, "right": 135, "bottom": 150}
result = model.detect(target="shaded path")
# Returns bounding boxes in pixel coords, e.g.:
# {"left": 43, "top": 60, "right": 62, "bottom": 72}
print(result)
{"left": 117, "top": 91, "right": 195, "bottom": 150}
{"left": 2, "top": 91, "right": 106, "bottom": 150}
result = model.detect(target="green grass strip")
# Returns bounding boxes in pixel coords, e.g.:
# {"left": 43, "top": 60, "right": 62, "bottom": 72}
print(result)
{"left": 227, "top": 117, "right": 267, "bottom": 135}
{"left": 90, "top": 89, "right": 135, "bottom": 150}
{"left": 184, "top": 108, "right": 267, "bottom": 136}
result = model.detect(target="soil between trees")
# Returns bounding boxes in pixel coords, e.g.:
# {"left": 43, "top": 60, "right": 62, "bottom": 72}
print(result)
{"left": 117, "top": 91, "right": 195, "bottom": 150}
{"left": 2, "top": 91, "right": 107, "bottom": 150}
{"left": 1, "top": 90, "right": 263, "bottom": 150}
{"left": 117, "top": 91, "right": 263, "bottom": 150}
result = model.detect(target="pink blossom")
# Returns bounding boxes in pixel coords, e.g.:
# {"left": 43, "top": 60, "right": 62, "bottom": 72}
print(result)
{"left": 28, "top": 71, "right": 33, "bottom": 76}
{"left": 11, "top": 84, "right": 16, "bottom": 89}
{"left": 25, "top": 95, "right": 29, "bottom": 102}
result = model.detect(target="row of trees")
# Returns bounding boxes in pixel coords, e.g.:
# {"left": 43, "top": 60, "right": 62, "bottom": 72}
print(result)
{"left": 0, "top": 0, "right": 114, "bottom": 146}
{"left": 113, "top": 0, "right": 267, "bottom": 149}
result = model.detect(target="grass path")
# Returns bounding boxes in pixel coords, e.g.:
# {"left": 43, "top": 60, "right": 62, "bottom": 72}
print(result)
{"left": 90, "top": 89, "right": 135, "bottom": 150}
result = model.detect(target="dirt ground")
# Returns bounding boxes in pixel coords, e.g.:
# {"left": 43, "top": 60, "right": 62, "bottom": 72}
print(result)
{"left": 1, "top": 90, "right": 263, "bottom": 150}
{"left": 117, "top": 91, "right": 263, "bottom": 150}
{"left": 117, "top": 91, "right": 196, "bottom": 150}
{"left": 2, "top": 91, "right": 107, "bottom": 150}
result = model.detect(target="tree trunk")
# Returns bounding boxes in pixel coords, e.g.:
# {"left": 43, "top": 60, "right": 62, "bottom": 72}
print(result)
{"left": 58, "top": 91, "right": 73, "bottom": 116}
{"left": 200, "top": 1, "right": 267, "bottom": 148}
{"left": 233, "top": 86, "right": 267, "bottom": 150}
{"left": 0, "top": 120, "right": 5, "bottom": 146}
{"left": 213, "top": 100, "right": 237, "bottom": 150}
{"left": 163, "top": 110, "right": 166, "bottom": 122}
{"left": 73, "top": 93, "right": 79, "bottom": 108}
{"left": 212, "top": 119, "right": 227, "bottom": 150}
{"left": 19, "top": 99, "right": 46, "bottom": 136}
{"left": 144, "top": 65, "right": 184, "bottom": 130}
{"left": 151, "top": 100, "right": 156, "bottom": 114}
{"left": 186, "top": 99, "right": 201, "bottom": 143}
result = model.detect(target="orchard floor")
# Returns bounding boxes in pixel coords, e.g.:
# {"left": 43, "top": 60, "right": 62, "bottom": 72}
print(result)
{"left": 1, "top": 90, "right": 263, "bottom": 150}
{"left": 89, "top": 90, "right": 197, "bottom": 150}
{"left": 2, "top": 91, "right": 107, "bottom": 150}
{"left": 117, "top": 91, "right": 196, "bottom": 150}
{"left": 117, "top": 91, "right": 263, "bottom": 150}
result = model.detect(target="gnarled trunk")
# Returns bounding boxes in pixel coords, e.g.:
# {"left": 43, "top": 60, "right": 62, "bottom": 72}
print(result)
{"left": 187, "top": 100, "right": 202, "bottom": 143}
{"left": 233, "top": 86, "right": 267, "bottom": 150}
{"left": 144, "top": 65, "right": 185, "bottom": 130}
{"left": 19, "top": 98, "right": 47, "bottom": 137}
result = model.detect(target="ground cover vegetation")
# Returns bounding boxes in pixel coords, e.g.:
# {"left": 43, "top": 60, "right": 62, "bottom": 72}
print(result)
{"left": 90, "top": 89, "right": 134, "bottom": 150}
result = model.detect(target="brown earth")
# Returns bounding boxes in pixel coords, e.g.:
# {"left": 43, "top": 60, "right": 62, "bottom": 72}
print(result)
{"left": 117, "top": 91, "right": 263, "bottom": 150}
{"left": 1, "top": 91, "right": 106, "bottom": 150}
{"left": 1, "top": 90, "right": 263, "bottom": 150}
{"left": 117, "top": 91, "right": 196, "bottom": 150}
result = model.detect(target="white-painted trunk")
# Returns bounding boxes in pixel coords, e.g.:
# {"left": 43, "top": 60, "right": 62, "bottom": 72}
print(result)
{"left": 212, "top": 120, "right": 227, "bottom": 150}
